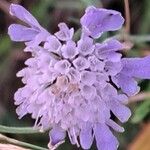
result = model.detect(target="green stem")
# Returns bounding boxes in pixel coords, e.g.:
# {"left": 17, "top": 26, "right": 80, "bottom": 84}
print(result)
{"left": 0, "top": 125, "right": 41, "bottom": 134}
{"left": 0, "top": 134, "right": 48, "bottom": 150}
{"left": 127, "top": 35, "right": 150, "bottom": 43}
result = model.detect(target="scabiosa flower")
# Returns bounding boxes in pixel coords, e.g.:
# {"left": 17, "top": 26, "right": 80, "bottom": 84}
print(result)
{"left": 8, "top": 4, "right": 150, "bottom": 150}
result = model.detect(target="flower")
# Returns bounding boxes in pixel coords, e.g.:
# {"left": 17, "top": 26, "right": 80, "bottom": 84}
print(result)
{"left": 8, "top": 4, "right": 150, "bottom": 150}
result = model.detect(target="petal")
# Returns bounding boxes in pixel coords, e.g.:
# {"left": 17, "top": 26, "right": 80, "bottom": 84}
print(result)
{"left": 94, "top": 123, "right": 119, "bottom": 150}
{"left": 102, "top": 83, "right": 117, "bottom": 98}
{"left": 73, "top": 56, "right": 90, "bottom": 71}
{"left": 49, "top": 127, "right": 66, "bottom": 145}
{"left": 25, "top": 58, "right": 36, "bottom": 67}
{"left": 68, "top": 128, "right": 79, "bottom": 146}
{"left": 95, "top": 73, "right": 109, "bottom": 88}
{"left": 55, "top": 23, "right": 74, "bottom": 41}
{"left": 17, "top": 68, "right": 26, "bottom": 77}
{"left": 16, "top": 104, "right": 28, "bottom": 119}
{"left": 109, "top": 98, "right": 131, "bottom": 123}
{"left": 105, "top": 52, "right": 122, "bottom": 62}
{"left": 80, "top": 6, "right": 124, "bottom": 38}
{"left": 10, "top": 4, "right": 41, "bottom": 28}
{"left": 106, "top": 119, "right": 124, "bottom": 133}
{"left": 61, "top": 41, "right": 78, "bottom": 59}
{"left": 80, "top": 85, "right": 96, "bottom": 99}
{"left": 121, "top": 56, "right": 150, "bottom": 79}
{"left": 77, "top": 36, "right": 94, "bottom": 56}
{"left": 95, "top": 39, "right": 123, "bottom": 60}
{"left": 14, "top": 88, "right": 24, "bottom": 105}
{"left": 97, "top": 39, "right": 123, "bottom": 53}
{"left": 88, "top": 55, "right": 105, "bottom": 71}
{"left": 44, "top": 35, "right": 61, "bottom": 52}
{"left": 68, "top": 68, "right": 81, "bottom": 83}
{"left": 112, "top": 74, "right": 140, "bottom": 96}
{"left": 25, "top": 31, "right": 49, "bottom": 47}
{"left": 21, "top": 86, "right": 33, "bottom": 98}
{"left": 81, "top": 71, "right": 96, "bottom": 85}
{"left": 54, "top": 60, "right": 71, "bottom": 74}
{"left": 105, "top": 61, "right": 122, "bottom": 76}
{"left": 117, "top": 94, "right": 128, "bottom": 105}
{"left": 37, "top": 89, "right": 50, "bottom": 104}
{"left": 80, "top": 123, "right": 94, "bottom": 149}
{"left": 8, "top": 24, "right": 38, "bottom": 42}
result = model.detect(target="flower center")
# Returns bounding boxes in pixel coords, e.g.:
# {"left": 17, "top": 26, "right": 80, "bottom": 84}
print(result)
{"left": 50, "top": 76, "right": 79, "bottom": 99}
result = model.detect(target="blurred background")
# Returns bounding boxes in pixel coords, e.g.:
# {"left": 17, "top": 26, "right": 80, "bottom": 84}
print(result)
{"left": 0, "top": 0, "right": 150, "bottom": 150}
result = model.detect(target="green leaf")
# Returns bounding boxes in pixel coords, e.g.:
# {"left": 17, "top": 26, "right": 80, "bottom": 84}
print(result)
{"left": 131, "top": 100, "right": 150, "bottom": 123}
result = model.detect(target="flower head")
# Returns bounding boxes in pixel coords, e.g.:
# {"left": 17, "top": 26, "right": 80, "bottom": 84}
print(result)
{"left": 8, "top": 4, "right": 150, "bottom": 150}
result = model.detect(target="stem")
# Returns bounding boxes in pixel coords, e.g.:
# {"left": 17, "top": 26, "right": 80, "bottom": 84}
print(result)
{"left": 124, "top": 0, "right": 131, "bottom": 34}
{"left": 0, "top": 143, "right": 29, "bottom": 150}
{"left": 0, "top": 0, "right": 10, "bottom": 15}
{"left": 0, "top": 125, "right": 41, "bottom": 134}
{"left": 129, "top": 92, "right": 150, "bottom": 103}
{"left": 128, "top": 35, "right": 150, "bottom": 43}
{"left": 113, "top": 34, "right": 150, "bottom": 43}
{"left": 0, "top": 134, "right": 48, "bottom": 150}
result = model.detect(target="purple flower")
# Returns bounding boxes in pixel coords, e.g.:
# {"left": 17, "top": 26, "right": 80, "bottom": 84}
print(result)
{"left": 8, "top": 4, "right": 150, "bottom": 150}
